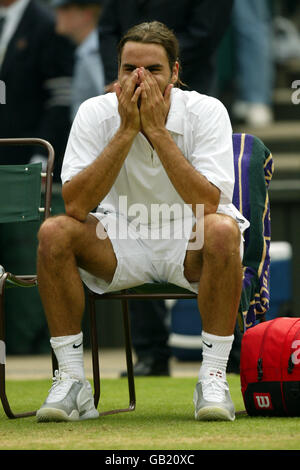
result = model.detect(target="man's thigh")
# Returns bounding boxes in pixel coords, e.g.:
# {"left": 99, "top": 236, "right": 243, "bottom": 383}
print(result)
{"left": 70, "top": 213, "right": 117, "bottom": 283}
{"left": 183, "top": 213, "right": 242, "bottom": 283}
{"left": 183, "top": 248, "right": 203, "bottom": 284}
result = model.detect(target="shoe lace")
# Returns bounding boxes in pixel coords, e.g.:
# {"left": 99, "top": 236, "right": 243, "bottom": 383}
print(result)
{"left": 47, "top": 370, "right": 77, "bottom": 402}
{"left": 201, "top": 369, "right": 229, "bottom": 403}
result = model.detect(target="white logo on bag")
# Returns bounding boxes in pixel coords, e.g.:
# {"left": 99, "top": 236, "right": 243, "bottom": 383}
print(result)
{"left": 256, "top": 396, "right": 271, "bottom": 408}
{"left": 291, "top": 340, "right": 300, "bottom": 365}
{"left": 254, "top": 393, "right": 273, "bottom": 409}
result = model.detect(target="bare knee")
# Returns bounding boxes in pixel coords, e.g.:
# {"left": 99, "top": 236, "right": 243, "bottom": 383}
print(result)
{"left": 38, "top": 215, "right": 77, "bottom": 260}
{"left": 204, "top": 214, "right": 241, "bottom": 259}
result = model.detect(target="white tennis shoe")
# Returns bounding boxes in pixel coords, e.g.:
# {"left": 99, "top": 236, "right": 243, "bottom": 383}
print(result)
{"left": 36, "top": 370, "right": 99, "bottom": 422}
{"left": 193, "top": 369, "right": 235, "bottom": 421}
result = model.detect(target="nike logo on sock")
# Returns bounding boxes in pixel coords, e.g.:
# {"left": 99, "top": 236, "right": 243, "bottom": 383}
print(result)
{"left": 73, "top": 342, "right": 83, "bottom": 349}
{"left": 202, "top": 341, "right": 213, "bottom": 348}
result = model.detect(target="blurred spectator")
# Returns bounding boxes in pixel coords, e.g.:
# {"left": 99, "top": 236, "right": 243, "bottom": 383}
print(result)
{"left": 98, "top": 0, "right": 235, "bottom": 377}
{"left": 52, "top": 0, "right": 105, "bottom": 119}
{"left": 231, "top": 0, "right": 275, "bottom": 128}
{"left": 0, "top": 0, "right": 74, "bottom": 181}
{"left": 99, "top": 0, "right": 234, "bottom": 96}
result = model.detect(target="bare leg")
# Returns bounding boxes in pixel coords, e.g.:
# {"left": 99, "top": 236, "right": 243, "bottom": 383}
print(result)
{"left": 184, "top": 213, "right": 242, "bottom": 336}
{"left": 185, "top": 214, "right": 242, "bottom": 421}
{"left": 37, "top": 214, "right": 117, "bottom": 336}
{"left": 36, "top": 214, "right": 117, "bottom": 422}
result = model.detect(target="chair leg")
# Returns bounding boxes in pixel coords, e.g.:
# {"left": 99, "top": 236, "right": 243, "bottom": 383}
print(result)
{"left": 88, "top": 292, "right": 136, "bottom": 416}
{"left": 121, "top": 298, "right": 136, "bottom": 411}
{"left": 0, "top": 274, "right": 35, "bottom": 418}
{"left": 88, "top": 291, "right": 100, "bottom": 408}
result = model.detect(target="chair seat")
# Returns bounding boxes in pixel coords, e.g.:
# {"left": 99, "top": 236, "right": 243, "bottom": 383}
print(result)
{"left": 96, "top": 283, "right": 197, "bottom": 299}
{"left": 130, "top": 283, "right": 195, "bottom": 295}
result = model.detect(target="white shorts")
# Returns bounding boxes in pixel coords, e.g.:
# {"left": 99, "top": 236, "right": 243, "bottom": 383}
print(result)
{"left": 79, "top": 207, "right": 245, "bottom": 296}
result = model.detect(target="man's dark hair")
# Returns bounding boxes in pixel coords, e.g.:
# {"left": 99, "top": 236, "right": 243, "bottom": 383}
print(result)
{"left": 117, "top": 21, "right": 184, "bottom": 87}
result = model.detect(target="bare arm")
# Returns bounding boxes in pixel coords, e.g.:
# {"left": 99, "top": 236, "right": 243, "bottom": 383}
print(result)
{"left": 148, "top": 130, "right": 220, "bottom": 215}
{"left": 62, "top": 70, "right": 142, "bottom": 222}
{"left": 62, "top": 129, "right": 136, "bottom": 221}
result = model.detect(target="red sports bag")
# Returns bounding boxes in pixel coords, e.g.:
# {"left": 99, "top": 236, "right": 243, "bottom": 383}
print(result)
{"left": 240, "top": 317, "right": 300, "bottom": 416}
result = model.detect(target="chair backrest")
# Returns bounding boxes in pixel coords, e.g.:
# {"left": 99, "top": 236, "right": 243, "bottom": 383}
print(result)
{"left": 0, "top": 138, "right": 54, "bottom": 224}
{"left": 232, "top": 133, "right": 274, "bottom": 329}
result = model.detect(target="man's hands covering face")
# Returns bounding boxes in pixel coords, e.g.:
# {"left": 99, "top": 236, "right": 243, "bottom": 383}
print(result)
{"left": 139, "top": 68, "right": 173, "bottom": 138}
{"left": 115, "top": 68, "right": 173, "bottom": 140}
{"left": 115, "top": 69, "right": 142, "bottom": 136}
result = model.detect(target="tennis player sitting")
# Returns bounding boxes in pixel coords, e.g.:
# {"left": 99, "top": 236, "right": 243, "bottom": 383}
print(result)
{"left": 36, "top": 21, "right": 249, "bottom": 422}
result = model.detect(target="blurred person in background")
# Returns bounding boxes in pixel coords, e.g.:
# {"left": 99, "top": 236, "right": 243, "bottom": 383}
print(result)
{"left": 52, "top": 0, "right": 105, "bottom": 119}
{"left": 0, "top": 0, "right": 74, "bottom": 181}
{"left": 231, "top": 0, "right": 274, "bottom": 128}
{"left": 99, "top": 0, "right": 234, "bottom": 96}
{"left": 98, "top": 0, "right": 235, "bottom": 377}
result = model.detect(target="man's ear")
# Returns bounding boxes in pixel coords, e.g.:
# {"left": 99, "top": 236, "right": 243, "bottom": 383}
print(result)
{"left": 171, "top": 61, "right": 179, "bottom": 84}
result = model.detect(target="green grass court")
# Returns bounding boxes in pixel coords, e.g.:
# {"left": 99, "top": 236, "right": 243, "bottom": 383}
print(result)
{"left": 1, "top": 375, "right": 300, "bottom": 450}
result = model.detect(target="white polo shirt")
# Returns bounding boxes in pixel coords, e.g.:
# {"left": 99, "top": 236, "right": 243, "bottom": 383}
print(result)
{"left": 61, "top": 87, "right": 249, "bottom": 231}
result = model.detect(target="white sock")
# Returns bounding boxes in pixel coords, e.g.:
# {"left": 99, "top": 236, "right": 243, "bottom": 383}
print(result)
{"left": 199, "top": 331, "right": 234, "bottom": 381}
{"left": 50, "top": 331, "right": 85, "bottom": 381}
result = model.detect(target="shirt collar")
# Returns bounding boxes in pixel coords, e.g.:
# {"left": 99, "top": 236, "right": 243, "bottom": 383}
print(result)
{"left": 76, "top": 29, "right": 98, "bottom": 58}
{"left": 165, "top": 87, "right": 185, "bottom": 135}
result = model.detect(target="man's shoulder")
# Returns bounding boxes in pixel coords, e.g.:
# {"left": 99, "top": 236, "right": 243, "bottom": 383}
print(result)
{"left": 78, "top": 93, "right": 118, "bottom": 119}
{"left": 177, "top": 88, "right": 227, "bottom": 115}
{"left": 171, "top": 88, "right": 231, "bottom": 131}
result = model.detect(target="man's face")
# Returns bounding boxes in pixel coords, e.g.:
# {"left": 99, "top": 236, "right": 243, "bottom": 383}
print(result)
{"left": 118, "top": 41, "right": 179, "bottom": 96}
{"left": 55, "top": 6, "right": 85, "bottom": 38}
